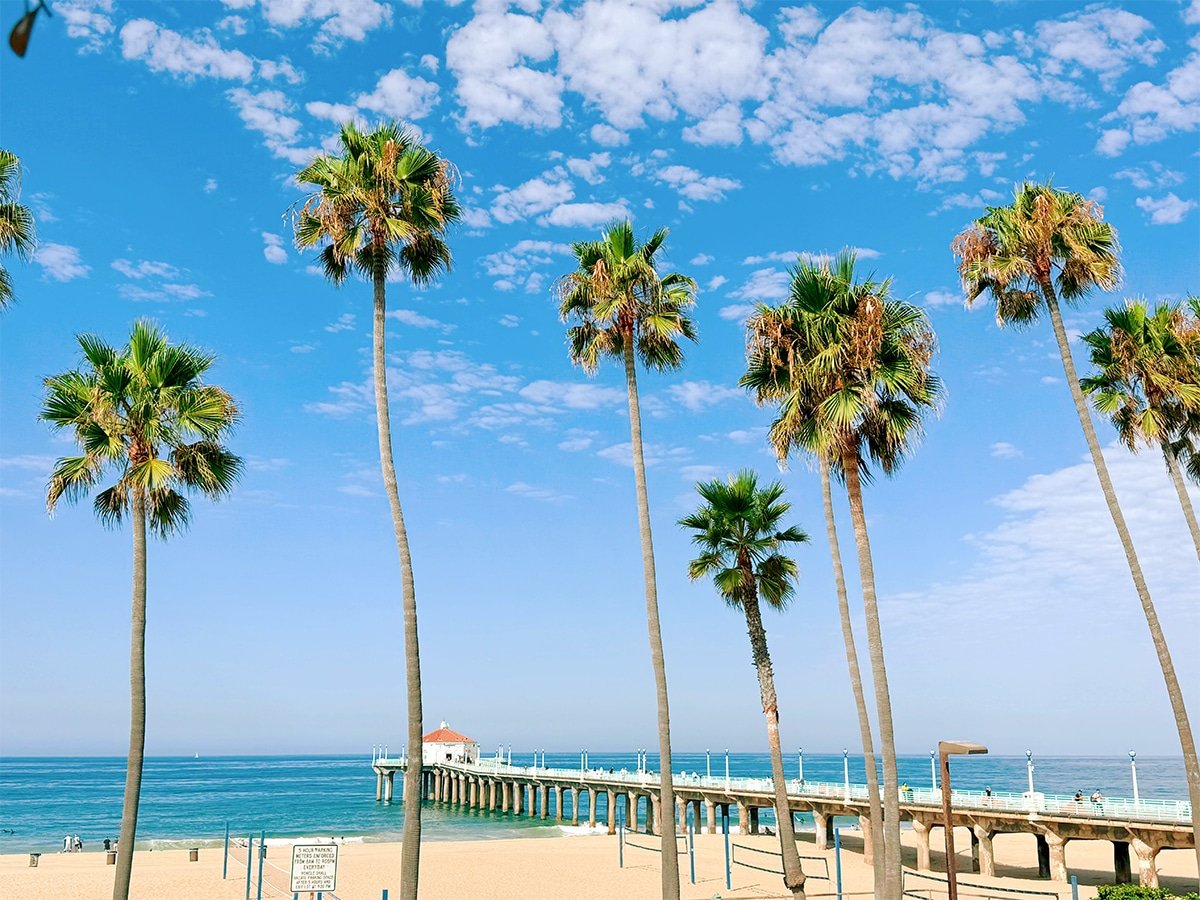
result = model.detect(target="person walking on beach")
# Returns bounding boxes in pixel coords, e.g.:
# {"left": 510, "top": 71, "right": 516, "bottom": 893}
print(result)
{"left": 62, "top": 834, "right": 71, "bottom": 853}
{"left": 74, "top": 834, "right": 82, "bottom": 852}
{"left": 103, "top": 838, "right": 111, "bottom": 852}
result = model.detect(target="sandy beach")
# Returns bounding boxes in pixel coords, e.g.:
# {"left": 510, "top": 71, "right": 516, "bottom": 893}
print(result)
{"left": 3, "top": 826, "right": 1196, "bottom": 899}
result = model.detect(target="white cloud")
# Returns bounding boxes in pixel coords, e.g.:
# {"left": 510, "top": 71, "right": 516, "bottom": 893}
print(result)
{"left": 325, "top": 312, "right": 355, "bottom": 333}
{"left": 120, "top": 19, "right": 254, "bottom": 80}
{"left": 258, "top": 57, "right": 303, "bottom": 84}
{"left": 262, "top": 232, "right": 287, "bottom": 264}
{"left": 492, "top": 173, "right": 574, "bottom": 224}
{"left": 742, "top": 247, "right": 881, "bottom": 265}
{"left": 597, "top": 441, "right": 691, "bottom": 469}
{"left": 540, "top": 201, "right": 629, "bottom": 228}
{"left": 518, "top": 380, "right": 623, "bottom": 410}
{"left": 729, "top": 268, "right": 791, "bottom": 301}
{"left": 506, "top": 481, "right": 573, "bottom": 503}
{"left": 499, "top": 314, "right": 520, "bottom": 328}
{"left": 679, "top": 464, "right": 723, "bottom": 483}
{"left": 57, "top": 0, "right": 115, "bottom": 52}
{"left": 557, "top": 428, "right": 596, "bottom": 452}
{"left": 654, "top": 165, "right": 741, "bottom": 202}
{"left": 388, "top": 309, "right": 452, "bottom": 331}
{"left": 705, "top": 275, "right": 727, "bottom": 292}
{"left": 1135, "top": 193, "right": 1198, "bottom": 226}
{"left": 226, "top": 88, "right": 315, "bottom": 165}
{"left": 990, "top": 441, "right": 1022, "bottom": 460}
{"left": 667, "top": 380, "right": 744, "bottom": 412}
{"left": 229, "top": 0, "right": 392, "bottom": 51}
{"left": 1100, "top": 41, "right": 1200, "bottom": 154}
{"left": 1034, "top": 8, "right": 1163, "bottom": 85}
{"left": 1114, "top": 164, "right": 1185, "bottom": 191}
{"left": 204, "top": 178, "right": 219, "bottom": 193}
{"left": 420, "top": 53, "right": 439, "bottom": 74}
{"left": 690, "top": 253, "right": 713, "bottom": 266}
{"left": 565, "top": 153, "right": 611, "bottom": 185}
{"left": 354, "top": 68, "right": 439, "bottom": 120}
{"left": 35, "top": 243, "right": 90, "bottom": 282}
{"left": 590, "top": 124, "right": 628, "bottom": 146}
{"left": 924, "top": 290, "right": 961, "bottom": 308}
{"left": 112, "top": 259, "right": 179, "bottom": 280}
{"left": 1186, "top": 0, "right": 1200, "bottom": 26}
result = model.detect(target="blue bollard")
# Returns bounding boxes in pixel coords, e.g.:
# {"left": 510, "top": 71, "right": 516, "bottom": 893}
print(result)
{"left": 1071, "top": 875, "right": 1079, "bottom": 900}
{"left": 723, "top": 809, "right": 731, "bottom": 890}
{"left": 688, "top": 820, "right": 695, "bottom": 884}
{"left": 244, "top": 834, "right": 252, "bottom": 900}
{"left": 223, "top": 822, "right": 229, "bottom": 880}
{"left": 834, "top": 826, "right": 843, "bottom": 900}
{"left": 256, "top": 831, "right": 265, "bottom": 900}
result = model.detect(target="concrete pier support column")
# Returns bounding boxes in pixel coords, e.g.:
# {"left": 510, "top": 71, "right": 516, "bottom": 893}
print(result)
{"left": 912, "top": 819, "right": 931, "bottom": 871}
{"left": 555, "top": 787, "right": 564, "bottom": 822}
{"left": 502, "top": 782, "right": 510, "bottom": 812}
{"left": 1113, "top": 840, "right": 1131, "bottom": 884}
{"left": 749, "top": 806, "right": 759, "bottom": 835}
{"left": 572, "top": 788, "right": 580, "bottom": 825}
{"left": 529, "top": 784, "right": 538, "bottom": 817}
{"left": 384, "top": 772, "right": 394, "bottom": 803}
{"left": 376, "top": 771, "right": 383, "bottom": 801}
{"left": 1046, "top": 832, "right": 1068, "bottom": 883}
{"left": 541, "top": 785, "right": 549, "bottom": 820}
{"left": 607, "top": 792, "right": 617, "bottom": 835}
{"left": 1035, "top": 834, "right": 1050, "bottom": 879}
{"left": 737, "top": 802, "right": 749, "bottom": 837}
{"left": 859, "top": 813, "right": 873, "bottom": 865}
{"left": 974, "top": 826, "right": 995, "bottom": 877}
{"left": 1131, "top": 838, "right": 1161, "bottom": 888}
{"left": 812, "top": 810, "right": 831, "bottom": 851}
{"left": 649, "top": 795, "right": 659, "bottom": 836}
{"left": 588, "top": 790, "right": 597, "bottom": 828}
{"left": 969, "top": 826, "right": 980, "bottom": 873}
{"left": 627, "top": 794, "right": 637, "bottom": 832}
{"left": 704, "top": 799, "right": 716, "bottom": 835}
{"left": 514, "top": 783, "right": 524, "bottom": 816}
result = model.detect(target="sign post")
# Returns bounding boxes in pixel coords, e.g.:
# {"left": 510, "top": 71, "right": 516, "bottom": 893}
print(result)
{"left": 290, "top": 844, "right": 338, "bottom": 895}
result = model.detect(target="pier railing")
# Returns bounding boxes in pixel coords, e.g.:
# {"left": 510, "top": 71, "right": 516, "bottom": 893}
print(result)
{"left": 376, "top": 756, "right": 1192, "bottom": 826}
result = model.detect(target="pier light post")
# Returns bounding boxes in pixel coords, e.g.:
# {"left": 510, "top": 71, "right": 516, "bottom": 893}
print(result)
{"left": 843, "top": 749, "right": 850, "bottom": 801}
{"left": 384, "top": 744, "right": 388, "bottom": 761}
{"left": 1025, "top": 749, "right": 1034, "bottom": 796}
{"left": 725, "top": 749, "right": 730, "bottom": 790}
{"left": 1129, "top": 751, "right": 1139, "bottom": 805}
{"left": 401, "top": 745, "right": 405, "bottom": 765}
{"left": 372, "top": 745, "right": 377, "bottom": 763}
{"left": 580, "top": 749, "right": 585, "bottom": 778}
{"left": 798, "top": 748, "right": 804, "bottom": 784}
{"left": 938, "top": 740, "right": 988, "bottom": 900}
{"left": 507, "top": 745, "right": 512, "bottom": 767}
{"left": 706, "top": 749, "right": 711, "bottom": 779}
{"left": 931, "top": 749, "right": 937, "bottom": 789}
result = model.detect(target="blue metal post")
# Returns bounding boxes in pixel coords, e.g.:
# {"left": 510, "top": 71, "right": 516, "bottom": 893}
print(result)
{"left": 688, "top": 819, "right": 695, "bottom": 884}
{"left": 723, "top": 809, "right": 731, "bottom": 890}
{"left": 618, "top": 809, "right": 624, "bottom": 868}
{"left": 1070, "top": 875, "right": 1079, "bottom": 900}
{"left": 256, "top": 831, "right": 265, "bottom": 900}
{"left": 834, "top": 826, "right": 843, "bottom": 900}
{"left": 244, "top": 834, "right": 252, "bottom": 900}
{"left": 382, "top": 891, "right": 389, "bottom": 900}
{"left": 223, "top": 822, "right": 229, "bottom": 880}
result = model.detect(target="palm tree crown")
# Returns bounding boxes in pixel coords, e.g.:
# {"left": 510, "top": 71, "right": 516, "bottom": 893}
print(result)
{"left": 295, "top": 121, "right": 459, "bottom": 282}
{"left": 1081, "top": 297, "right": 1200, "bottom": 451}
{"left": 742, "top": 250, "right": 940, "bottom": 477}
{"left": 680, "top": 471, "right": 808, "bottom": 609}
{"left": 952, "top": 181, "right": 1120, "bottom": 325}
{"left": 0, "top": 148, "right": 37, "bottom": 309}
{"left": 41, "top": 320, "right": 242, "bottom": 534}
{"left": 559, "top": 220, "right": 697, "bottom": 371}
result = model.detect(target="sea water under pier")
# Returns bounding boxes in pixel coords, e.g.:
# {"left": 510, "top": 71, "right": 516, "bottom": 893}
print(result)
{"left": 371, "top": 755, "right": 1194, "bottom": 889}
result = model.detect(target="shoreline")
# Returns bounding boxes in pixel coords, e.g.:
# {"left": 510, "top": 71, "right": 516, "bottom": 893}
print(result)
{"left": 3, "top": 827, "right": 1196, "bottom": 900}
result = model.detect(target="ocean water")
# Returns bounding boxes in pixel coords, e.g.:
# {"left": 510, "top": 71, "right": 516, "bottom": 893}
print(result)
{"left": 0, "top": 752, "right": 1187, "bottom": 855}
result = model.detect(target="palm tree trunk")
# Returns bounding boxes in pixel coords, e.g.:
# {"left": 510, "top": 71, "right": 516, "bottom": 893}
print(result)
{"left": 112, "top": 492, "right": 147, "bottom": 900}
{"left": 740, "top": 576, "right": 806, "bottom": 898}
{"left": 373, "top": 263, "right": 425, "bottom": 900}
{"left": 622, "top": 338, "right": 679, "bottom": 899}
{"left": 1163, "top": 445, "right": 1200, "bottom": 561}
{"left": 820, "top": 457, "right": 885, "bottom": 890}
{"left": 841, "top": 446, "right": 903, "bottom": 900}
{"left": 1042, "top": 284, "right": 1200, "bottom": 880}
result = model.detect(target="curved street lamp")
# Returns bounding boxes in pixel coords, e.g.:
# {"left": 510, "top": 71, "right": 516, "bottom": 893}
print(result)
{"left": 939, "top": 740, "right": 989, "bottom": 900}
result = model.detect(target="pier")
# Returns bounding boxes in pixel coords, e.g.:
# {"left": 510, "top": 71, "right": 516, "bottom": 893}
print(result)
{"left": 371, "top": 756, "right": 1194, "bottom": 889}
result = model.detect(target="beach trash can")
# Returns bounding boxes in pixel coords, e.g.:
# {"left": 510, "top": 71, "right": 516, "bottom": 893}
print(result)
{"left": 189, "top": 848, "right": 199, "bottom": 862}
{"left": 106, "top": 850, "right": 117, "bottom": 865}
{"left": 28, "top": 853, "right": 40, "bottom": 867}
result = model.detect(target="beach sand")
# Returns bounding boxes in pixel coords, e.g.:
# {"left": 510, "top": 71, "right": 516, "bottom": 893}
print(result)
{"left": 2, "top": 826, "right": 1195, "bottom": 899}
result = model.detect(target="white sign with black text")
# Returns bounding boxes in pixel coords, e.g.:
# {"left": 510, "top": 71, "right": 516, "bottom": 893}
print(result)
{"left": 289, "top": 843, "right": 338, "bottom": 892}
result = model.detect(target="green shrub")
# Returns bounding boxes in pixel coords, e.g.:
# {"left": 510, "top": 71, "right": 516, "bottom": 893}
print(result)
{"left": 1096, "top": 887, "right": 1192, "bottom": 900}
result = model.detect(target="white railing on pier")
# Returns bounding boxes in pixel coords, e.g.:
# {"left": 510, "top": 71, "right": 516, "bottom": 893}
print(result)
{"left": 374, "top": 756, "right": 1192, "bottom": 827}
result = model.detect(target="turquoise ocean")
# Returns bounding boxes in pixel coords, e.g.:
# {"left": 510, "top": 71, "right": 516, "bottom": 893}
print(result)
{"left": 0, "top": 753, "right": 1188, "bottom": 854}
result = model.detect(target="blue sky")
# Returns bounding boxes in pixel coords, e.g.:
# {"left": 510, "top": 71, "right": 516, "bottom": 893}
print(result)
{"left": 1, "top": 0, "right": 1198, "bottom": 760}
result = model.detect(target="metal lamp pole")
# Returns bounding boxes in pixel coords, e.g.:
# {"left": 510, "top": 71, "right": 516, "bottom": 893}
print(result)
{"left": 725, "top": 749, "right": 730, "bottom": 790}
{"left": 798, "top": 748, "right": 804, "bottom": 784}
{"left": 843, "top": 749, "right": 850, "bottom": 801}
{"left": 1026, "top": 750, "right": 1035, "bottom": 795}
{"left": 930, "top": 749, "right": 937, "bottom": 789}
{"left": 938, "top": 740, "right": 988, "bottom": 900}
{"left": 1129, "top": 751, "right": 1139, "bottom": 806}
{"left": 706, "top": 749, "right": 711, "bottom": 779}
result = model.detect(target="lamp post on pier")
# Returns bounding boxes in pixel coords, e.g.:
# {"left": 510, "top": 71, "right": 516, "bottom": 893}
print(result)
{"left": 1129, "top": 751, "right": 1140, "bottom": 806}
{"left": 930, "top": 749, "right": 937, "bottom": 789}
{"left": 938, "top": 740, "right": 989, "bottom": 900}
{"left": 506, "top": 745, "right": 512, "bottom": 766}
{"left": 400, "top": 745, "right": 405, "bottom": 765}
{"left": 798, "top": 748, "right": 804, "bottom": 783}
{"left": 724, "top": 749, "right": 730, "bottom": 790}
{"left": 384, "top": 744, "right": 388, "bottom": 761}
{"left": 706, "top": 749, "right": 711, "bottom": 779}
{"left": 1026, "top": 750, "right": 1035, "bottom": 796}
{"left": 842, "top": 749, "right": 850, "bottom": 801}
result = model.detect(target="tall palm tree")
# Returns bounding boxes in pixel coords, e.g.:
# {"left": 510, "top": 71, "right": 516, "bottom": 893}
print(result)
{"left": 41, "top": 321, "right": 241, "bottom": 900}
{"left": 295, "top": 121, "right": 459, "bottom": 900}
{"left": 558, "top": 220, "right": 695, "bottom": 899}
{"left": 742, "top": 261, "right": 885, "bottom": 892}
{"left": 679, "top": 470, "right": 810, "bottom": 899}
{"left": 0, "top": 148, "right": 36, "bottom": 309}
{"left": 744, "top": 251, "right": 941, "bottom": 900}
{"left": 954, "top": 181, "right": 1200, "bottom": 876}
{"left": 1081, "top": 297, "right": 1200, "bottom": 559}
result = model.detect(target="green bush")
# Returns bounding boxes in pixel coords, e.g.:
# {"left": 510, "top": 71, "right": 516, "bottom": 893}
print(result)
{"left": 1095, "top": 887, "right": 1197, "bottom": 900}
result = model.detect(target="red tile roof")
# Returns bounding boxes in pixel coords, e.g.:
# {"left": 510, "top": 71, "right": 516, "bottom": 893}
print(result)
{"left": 422, "top": 727, "right": 476, "bottom": 744}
